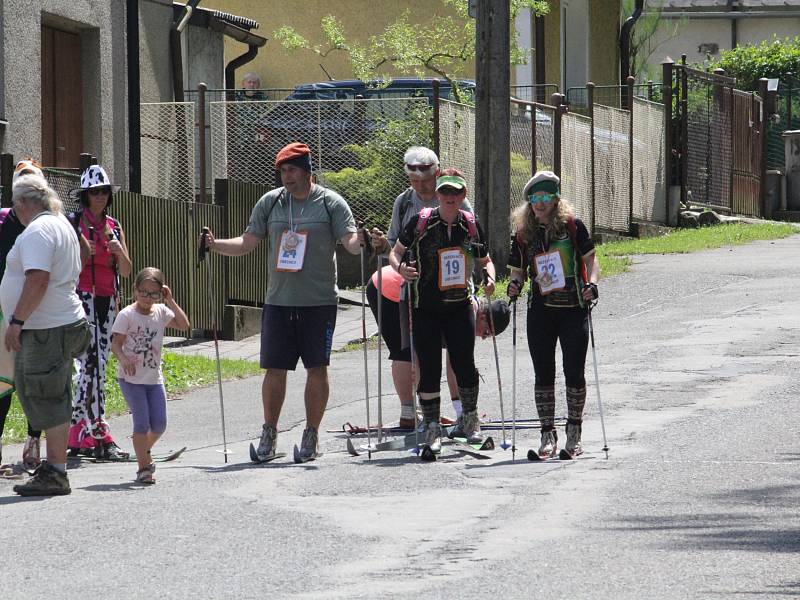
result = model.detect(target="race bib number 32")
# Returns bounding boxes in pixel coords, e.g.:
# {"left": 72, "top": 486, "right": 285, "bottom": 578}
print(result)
{"left": 438, "top": 248, "right": 467, "bottom": 290}
{"left": 534, "top": 250, "right": 566, "bottom": 294}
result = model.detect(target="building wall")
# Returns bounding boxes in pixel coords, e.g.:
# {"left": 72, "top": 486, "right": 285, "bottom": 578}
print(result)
{"left": 646, "top": 16, "right": 800, "bottom": 71}
{"left": 590, "top": 0, "right": 622, "bottom": 87}
{"left": 197, "top": 0, "right": 474, "bottom": 90}
{"left": 539, "top": 0, "right": 620, "bottom": 93}
{"left": 1, "top": 1, "right": 128, "bottom": 184}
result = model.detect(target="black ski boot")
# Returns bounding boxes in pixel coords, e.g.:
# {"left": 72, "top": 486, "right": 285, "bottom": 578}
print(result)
{"left": 101, "top": 441, "right": 130, "bottom": 461}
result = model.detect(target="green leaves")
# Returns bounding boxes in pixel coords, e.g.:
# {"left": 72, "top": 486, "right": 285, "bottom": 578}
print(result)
{"left": 711, "top": 37, "right": 800, "bottom": 91}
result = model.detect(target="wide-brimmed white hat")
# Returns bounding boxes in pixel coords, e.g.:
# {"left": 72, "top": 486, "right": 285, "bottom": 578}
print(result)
{"left": 68, "top": 165, "right": 121, "bottom": 199}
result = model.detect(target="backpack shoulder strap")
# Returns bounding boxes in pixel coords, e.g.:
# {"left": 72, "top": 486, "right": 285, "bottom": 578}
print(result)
{"left": 459, "top": 209, "right": 478, "bottom": 238}
{"left": 566, "top": 217, "right": 588, "bottom": 285}
{"left": 397, "top": 188, "right": 415, "bottom": 227}
{"left": 416, "top": 207, "right": 434, "bottom": 236}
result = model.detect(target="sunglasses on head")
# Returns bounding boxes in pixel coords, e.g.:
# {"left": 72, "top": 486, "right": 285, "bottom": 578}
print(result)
{"left": 88, "top": 186, "right": 112, "bottom": 195}
{"left": 438, "top": 186, "right": 463, "bottom": 196}
{"left": 406, "top": 163, "right": 434, "bottom": 172}
{"left": 528, "top": 192, "right": 556, "bottom": 205}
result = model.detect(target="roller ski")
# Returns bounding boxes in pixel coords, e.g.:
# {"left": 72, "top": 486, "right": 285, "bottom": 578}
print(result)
{"left": 249, "top": 444, "right": 286, "bottom": 464}
{"left": 418, "top": 422, "right": 442, "bottom": 462}
{"left": 79, "top": 446, "right": 186, "bottom": 466}
{"left": 293, "top": 426, "right": 322, "bottom": 464}
{"left": 446, "top": 436, "right": 494, "bottom": 459}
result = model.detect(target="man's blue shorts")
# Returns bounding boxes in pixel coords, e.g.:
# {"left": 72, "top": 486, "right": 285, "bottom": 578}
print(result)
{"left": 260, "top": 304, "right": 338, "bottom": 370}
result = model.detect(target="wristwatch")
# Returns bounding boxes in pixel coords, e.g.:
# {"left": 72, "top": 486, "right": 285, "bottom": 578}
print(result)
{"left": 9, "top": 315, "right": 24, "bottom": 326}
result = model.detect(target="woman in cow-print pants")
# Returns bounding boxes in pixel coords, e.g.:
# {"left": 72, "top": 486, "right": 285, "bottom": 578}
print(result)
{"left": 68, "top": 165, "right": 132, "bottom": 460}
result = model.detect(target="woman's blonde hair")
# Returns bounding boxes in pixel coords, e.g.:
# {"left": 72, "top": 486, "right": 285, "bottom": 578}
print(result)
{"left": 511, "top": 194, "right": 575, "bottom": 246}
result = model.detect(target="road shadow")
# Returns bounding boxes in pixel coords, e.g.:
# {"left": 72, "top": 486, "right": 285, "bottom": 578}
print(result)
{"left": 82, "top": 481, "right": 143, "bottom": 492}
{"left": 0, "top": 494, "right": 56, "bottom": 505}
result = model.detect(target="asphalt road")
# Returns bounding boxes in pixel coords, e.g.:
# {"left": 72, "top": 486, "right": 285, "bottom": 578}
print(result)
{"left": 2, "top": 234, "right": 799, "bottom": 599}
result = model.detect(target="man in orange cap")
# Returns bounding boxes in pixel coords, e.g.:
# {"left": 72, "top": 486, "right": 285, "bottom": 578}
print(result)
{"left": 203, "top": 142, "right": 366, "bottom": 463}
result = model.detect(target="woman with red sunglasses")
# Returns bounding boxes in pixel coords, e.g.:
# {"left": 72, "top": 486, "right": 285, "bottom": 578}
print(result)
{"left": 507, "top": 171, "right": 600, "bottom": 460}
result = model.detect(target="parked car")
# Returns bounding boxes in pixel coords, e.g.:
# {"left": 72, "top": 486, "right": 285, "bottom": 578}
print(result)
{"left": 252, "top": 78, "right": 476, "bottom": 173}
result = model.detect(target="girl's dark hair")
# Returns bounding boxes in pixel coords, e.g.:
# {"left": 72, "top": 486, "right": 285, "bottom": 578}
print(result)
{"left": 79, "top": 189, "right": 114, "bottom": 209}
{"left": 440, "top": 167, "right": 465, "bottom": 178}
{"left": 135, "top": 267, "right": 165, "bottom": 289}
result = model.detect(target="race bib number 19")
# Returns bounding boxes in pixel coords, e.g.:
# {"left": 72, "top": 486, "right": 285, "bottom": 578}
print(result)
{"left": 534, "top": 250, "right": 566, "bottom": 294}
{"left": 438, "top": 248, "right": 467, "bottom": 290}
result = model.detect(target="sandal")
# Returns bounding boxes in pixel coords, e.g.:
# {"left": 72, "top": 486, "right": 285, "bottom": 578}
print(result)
{"left": 135, "top": 463, "right": 156, "bottom": 485}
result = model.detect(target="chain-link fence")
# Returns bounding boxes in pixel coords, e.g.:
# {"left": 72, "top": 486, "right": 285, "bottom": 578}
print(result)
{"left": 593, "top": 104, "right": 631, "bottom": 232}
{"left": 140, "top": 102, "right": 196, "bottom": 203}
{"left": 566, "top": 85, "right": 653, "bottom": 112}
{"left": 632, "top": 98, "right": 667, "bottom": 223}
{"left": 438, "top": 99, "right": 477, "bottom": 194}
{"left": 682, "top": 69, "right": 733, "bottom": 210}
{"left": 210, "top": 97, "right": 430, "bottom": 230}
{"left": 510, "top": 84, "right": 559, "bottom": 103}
{"left": 561, "top": 112, "right": 594, "bottom": 232}
{"left": 43, "top": 167, "right": 81, "bottom": 214}
{"left": 765, "top": 76, "right": 800, "bottom": 171}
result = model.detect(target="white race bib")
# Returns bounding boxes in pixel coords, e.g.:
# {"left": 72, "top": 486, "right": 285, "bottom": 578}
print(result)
{"left": 534, "top": 250, "right": 566, "bottom": 294}
{"left": 276, "top": 230, "right": 308, "bottom": 272}
{"left": 438, "top": 248, "right": 467, "bottom": 290}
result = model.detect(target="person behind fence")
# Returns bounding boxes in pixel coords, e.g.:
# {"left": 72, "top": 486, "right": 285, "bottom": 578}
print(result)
{"left": 0, "top": 160, "right": 50, "bottom": 472}
{"left": 389, "top": 171, "right": 495, "bottom": 458}
{"left": 367, "top": 147, "right": 474, "bottom": 428}
{"left": 202, "top": 142, "right": 367, "bottom": 463}
{"left": 111, "top": 267, "right": 189, "bottom": 485}
{"left": 67, "top": 165, "right": 132, "bottom": 460}
{"left": 236, "top": 72, "right": 266, "bottom": 101}
{"left": 507, "top": 171, "right": 600, "bottom": 460}
{"left": 1, "top": 174, "right": 91, "bottom": 496}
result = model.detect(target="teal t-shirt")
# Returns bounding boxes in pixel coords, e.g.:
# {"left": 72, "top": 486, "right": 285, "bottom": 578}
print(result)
{"left": 246, "top": 185, "right": 356, "bottom": 306}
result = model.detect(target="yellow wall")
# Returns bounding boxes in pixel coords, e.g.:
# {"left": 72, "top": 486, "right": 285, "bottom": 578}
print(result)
{"left": 198, "top": 1, "right": 474, "bottom": 90}
{"left": 539, "top": 0, "right": 620, "bottom": 91}
{"left": 590, "top": 0, "right": 621, "bottom": 88}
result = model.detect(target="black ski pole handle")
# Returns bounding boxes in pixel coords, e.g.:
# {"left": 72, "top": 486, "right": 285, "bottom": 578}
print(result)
{"left": 198, "top": 227, "right": 210, "bottom": 264}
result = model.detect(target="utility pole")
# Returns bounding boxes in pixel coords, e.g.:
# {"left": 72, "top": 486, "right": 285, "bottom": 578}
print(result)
{"left": 475, "top": 0, "right": 511, "bottom": 275}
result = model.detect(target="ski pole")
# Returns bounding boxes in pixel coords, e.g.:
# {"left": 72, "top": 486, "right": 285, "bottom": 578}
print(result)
{"left": 588, "top": 306, "right": 609, "bottom": 459}
{"left": 406, "top": 250, "right": 420, "bottom": 454}
{"left": 511, "top": 296, "right": 518, "bottom": 460}
{"left": 198, "top": 227, "right": 230, "bottom": 463}
{"left": 483, "top": 268, "right": 509, "bottom": 450}
{"left": 375, "top": 253, "right": 384, "bottom": 444}
{"left": 359, "top": 242, "right": 373, "bottom": 457}
{"left": 87, "top": 226, "right": 104, "bottom": 456}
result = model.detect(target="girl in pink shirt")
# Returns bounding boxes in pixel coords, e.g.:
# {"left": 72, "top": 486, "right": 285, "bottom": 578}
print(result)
{"left": 111, "top": 268, "right": 189, "bottom": 484}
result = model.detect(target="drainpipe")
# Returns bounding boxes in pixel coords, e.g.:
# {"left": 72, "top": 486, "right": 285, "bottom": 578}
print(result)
{"left": 620, "top": 0, "right": 644, "bottom": 86}
{"left": 171, "top": 0, "right": 202, "bottom": 102}
{"left": 728, "top": 0, "right": 739, "bottom": 48}
{"left": 127, "top": 0, "right": 141, "bottom": 192}
{"left": 225, "top": 46, "right": 259, "bottom": 101}
{"left": 534, "top": 14, "right": 546, "bottom": 103}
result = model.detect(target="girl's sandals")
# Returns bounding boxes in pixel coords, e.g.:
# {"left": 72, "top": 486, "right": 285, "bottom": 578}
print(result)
{"left": 135, "top": 462, "right": 156, "bottom": 485}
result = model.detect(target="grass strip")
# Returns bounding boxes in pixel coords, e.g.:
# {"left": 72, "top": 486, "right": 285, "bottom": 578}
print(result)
{"left": 0, "top": 352, "right": 262, "bottom": 445}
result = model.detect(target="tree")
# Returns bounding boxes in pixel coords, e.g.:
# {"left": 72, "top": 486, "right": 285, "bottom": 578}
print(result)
{"left": 273, "top": 0, "right": 549, "bottom": 101}
{"left": 623, "top": 0, "right": 684, "bottom": 83}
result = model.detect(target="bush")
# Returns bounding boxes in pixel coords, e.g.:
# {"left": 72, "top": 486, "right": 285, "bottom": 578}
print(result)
{"left": 710, "top": 37, "right": 800, "bottom": 91}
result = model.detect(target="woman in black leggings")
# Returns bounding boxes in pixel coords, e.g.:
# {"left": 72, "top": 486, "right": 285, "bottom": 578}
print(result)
{"left": 389, "top": 169, "right": 496, "bottom": 458}
{"left": 508, "top": 171, "right": 600, "bottom": 459}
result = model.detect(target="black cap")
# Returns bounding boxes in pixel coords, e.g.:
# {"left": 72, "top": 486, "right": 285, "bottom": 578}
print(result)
{"left": 488, "top": 299, "right": 511, "bottom": 335}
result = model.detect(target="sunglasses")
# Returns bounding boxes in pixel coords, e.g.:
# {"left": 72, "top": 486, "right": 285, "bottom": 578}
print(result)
{"left": 406, "top": 164, "right": 434, "bottom": 172}
{"left": 88, "top": 186, "right": 112, "bottom": 196}
{"left": 528, "top": 193, "right": 557, "bottom": 205}
{"left": 438, "top": 186, "right": 463, "bottom": 196}
{"left": 137, "top": 288, "right": 163, "bottom": 300}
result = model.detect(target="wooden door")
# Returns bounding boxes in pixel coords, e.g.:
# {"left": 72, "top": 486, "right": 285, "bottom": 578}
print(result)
{"left": 41, "top": 26, "right": 83, "bottom": 167}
